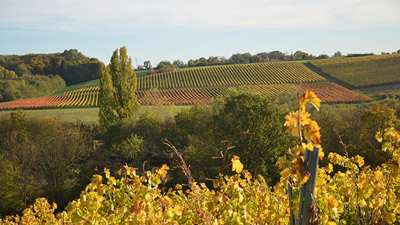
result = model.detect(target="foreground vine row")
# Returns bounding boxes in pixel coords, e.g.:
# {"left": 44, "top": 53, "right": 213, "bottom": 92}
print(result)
{"left": 2, "top": 91, "right": 399, "bottom": 224}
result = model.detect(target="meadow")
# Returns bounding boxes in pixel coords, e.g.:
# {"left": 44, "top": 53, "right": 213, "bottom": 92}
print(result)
{"left": 0, "top": 105, "right": 190, "bottom": 124}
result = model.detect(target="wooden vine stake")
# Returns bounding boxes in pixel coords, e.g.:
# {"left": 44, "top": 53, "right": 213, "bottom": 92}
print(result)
{"left": 297, "top": 146, "right": 320, "bottom": 225}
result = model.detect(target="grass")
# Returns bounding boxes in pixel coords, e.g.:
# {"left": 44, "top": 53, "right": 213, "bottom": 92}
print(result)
{"left": 0, "top": 105, "right": 192, "bottom": 125}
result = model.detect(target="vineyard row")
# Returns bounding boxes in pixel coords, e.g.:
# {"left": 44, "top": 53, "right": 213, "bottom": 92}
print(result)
{"left": 0, "top": 83, "right": 372, "bottom": 110}
{"left": 137, "top": 61, "right": 326, "bottom": 90}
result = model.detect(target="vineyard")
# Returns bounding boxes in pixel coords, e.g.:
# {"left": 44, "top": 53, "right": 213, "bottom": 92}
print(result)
{"left": 0, "top": 60, "right": 376, "bottom": 110}
{"left": 0, "top": 83, "right": 372, "bottom": 110}
{"left": 137, "top": 61, "right": 326, "bottom": 89}
{"left": 311, "top": 53, "right": 400, "bottom": 87}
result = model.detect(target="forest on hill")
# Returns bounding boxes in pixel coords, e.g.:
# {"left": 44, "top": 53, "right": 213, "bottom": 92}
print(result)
{"left": 0, "top": 50, "right": 103, "bottom": 102}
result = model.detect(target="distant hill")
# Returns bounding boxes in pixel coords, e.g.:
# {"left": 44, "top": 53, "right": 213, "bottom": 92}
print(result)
{"left": 310, "top": 53, "right": 400, "bottom": 88}
{"left": 0, "top": 49, "right": 104, "bottom": 86}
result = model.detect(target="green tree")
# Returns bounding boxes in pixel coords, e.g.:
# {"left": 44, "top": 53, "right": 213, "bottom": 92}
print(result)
{"left": 359, "top": 103, "right": 400, "bottom": 166}
{"left": 334, "top": 51, "right": 342, "bottom": 58}
{"left": 0, "top": 113, "right": 93, "bottom": 214}
{"left": 143, "top": 60, "right": 152, "bottom": 70}
{"left": 0, "top": 154, "right": 25, "bottom": 216}
{"left": 99, "top": 46, "right": 139, "bottom": 130}
{"left": 0, "top": 56, "right": 5, "bottom": 67}
{"left": 214, "top": 93, "right": 297, "bottom": 183}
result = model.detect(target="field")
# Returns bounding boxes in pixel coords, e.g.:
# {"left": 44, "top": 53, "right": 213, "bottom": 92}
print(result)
{"left": 301, "top": 82, "right": 372, "bottom": 102}
{"left": 0, "top": 59, "right": 382, "bottom": 111}
{"left": 0, "top": 105, "right": 190, "bottom": 124}
{"left": 310, "top": 53, "right": 400, "bottom": 87}
{"left": 0, "top": 83, "right": 372, "bottom": 110}
{"left": 138, "top": 61, "right": 326, "bottom": 89}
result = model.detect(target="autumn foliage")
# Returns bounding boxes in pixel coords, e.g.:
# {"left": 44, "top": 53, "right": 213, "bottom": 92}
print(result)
{"left": 3, "top": 91, "right": 400, "bottom": 224}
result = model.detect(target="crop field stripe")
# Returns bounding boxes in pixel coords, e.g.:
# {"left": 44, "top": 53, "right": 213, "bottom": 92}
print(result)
{"left": 82, "top": 91, "right": 90, "bottom": 106}
{"left": 196, "top": 68, "right": 205, "bottom": 87}
{"left": 90, "top": 91, "right": 96, "bottom": 106}
{"left": 193, "top": 69, "right": 203, "bottom": 87}
{"left": 223, "top": 65, "right": 236, "bottom": 85}
{"left": 164, "top": 72, "right": 169, "bottom": 89}
{"left": 220, "top": 66, "right": 233, "bottom": 86}
{"left": 232, "top": 64, "right": 249, "bottom": 85}
{"left": 191, "top": 69, "right": 200, "bottom": 87}
{"left": 200, "top": 68, "right": 211, "bottom": 87}
{"left": 165, "top": 72, "right": 170, "bottom": 89}
{"left": 203, "top": 67, "right": 214, "bottom": 87}
{"left": 59, "top": 91, "right": 74, "bottom": 107}
{"left": 249, "top": 64, "right": 263, "bottom": 84}
{"left": 75, "top": 91, "right": 84, "bottom": 106}
{"left": 65, "top": 91, "right": 77, "bottom": 107}
{"left": 86, "top": 91, "right": 92, "bottom": 107}
{"left": 91, "top": 90, "right": 97, "bottom": 106}
{"left": 218, "top": 67, "right": 230, "bottom": 86}
{"left": 185, "top": 70, "right": 193, "bottom": 87}
{"left": 252, "top": 64, "right": 263, "bottom": 84}
{"left": 184, "top": 70, "right": 191, "bottom": 87}
{"left": 186, "top": 70, "right": 195, "bottom": 88}
{"left": 200, "top": 69, "right": 208, "bottom": 87}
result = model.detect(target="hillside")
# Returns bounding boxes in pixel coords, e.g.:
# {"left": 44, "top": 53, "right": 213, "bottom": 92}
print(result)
{"left": 138, "top": 61, "right": 326, "bottom": 89}
{"left": 0, "top": 49, "right": 104, "bottom": 86}
{"left": 0, "top": 60, "right": 374, "bottom": 110}
{"left": 310, "top": 53, "right": 400, "bottom": 88}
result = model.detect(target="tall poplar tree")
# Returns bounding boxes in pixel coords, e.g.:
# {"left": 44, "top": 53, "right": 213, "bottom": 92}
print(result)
{"left": 99, "top": 46, "right": 139, "bottom": 130}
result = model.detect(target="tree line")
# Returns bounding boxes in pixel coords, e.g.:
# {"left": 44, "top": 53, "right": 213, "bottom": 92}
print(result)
{"left": 0, "top": 49, "right": 103, "bottom": 102}
{"left": 140, "top": 49, "right": 400, "bottom": 72}
{"left": 0, "top": 66, "right": 65, "bottom": 102}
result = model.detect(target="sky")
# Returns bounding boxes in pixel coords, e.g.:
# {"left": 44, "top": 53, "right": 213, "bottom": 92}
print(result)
{"left": 1, "top": 0, "right": 399, "bottom": 67}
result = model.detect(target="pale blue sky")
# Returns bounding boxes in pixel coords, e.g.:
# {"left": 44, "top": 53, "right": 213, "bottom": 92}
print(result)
{"left": 1, "top": 0, "right": 399, "bottom": 67}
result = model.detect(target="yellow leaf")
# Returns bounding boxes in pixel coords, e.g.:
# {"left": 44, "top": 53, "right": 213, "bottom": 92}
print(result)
{"left": 353, "top": 155, "right": 364, "bottom": 167}
{"left": 385, "top": 212, "right": 396, "bottom": 224}
{"left": 232, "top": 155, "right": 244, "bottom": 173}
{"left": 157, "top": 164, "right": 170, "bottom": 178}
{"left": 358, "top": 199, "right": 367, "bottom": 207}
{"left": 375, "top": 132, "right": 383, "bottom": 142}
{"left": 145, "top": 193, "right": 152, "bottom": 202}
{"left": 303, "top": 120, "right": 322, "bottom": 144}
{"left": 284, "top": 110, "right": 311, "bottom": 137}
{"left": 275, "top": 156, "right": 287, "bottom": 169}
{"left": 243, "top": 170, "right": 252, "bottom": 181}
{"left": 296, "top": 170, "right": 309, "bottom": 185}
{"left": 290, "top": 146, "right": 301, "bottom": 156}
{"left": 104, "top": 168, "right": 110, "bottom": 179}
{"left": 299, "top": 90, "right": 321, "bottom": 112}
{"left": 319, "top": 148, "right": 325, "bottom": 160}
{"left": 280, "top": 169, "right": 292, "bottom": 179}
{"left": 324, "top": 163, "right": 333, "bottom": 173}
{"left": 327, "top": 196, "right": 339, "bottom": 209}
